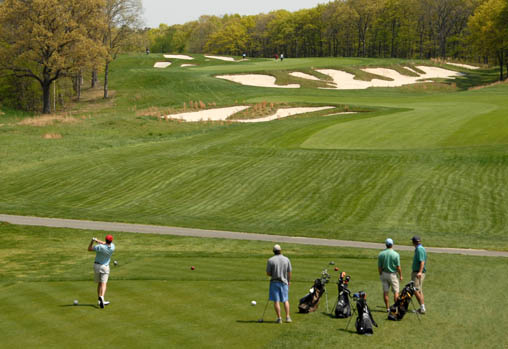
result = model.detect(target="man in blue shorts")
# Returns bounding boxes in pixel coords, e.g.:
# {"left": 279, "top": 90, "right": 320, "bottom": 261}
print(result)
{"left": 266, "top": 244, "right": 292, "bottom": 323}
{"left": 88, "top": 234, "right": 115, "bottom": 308}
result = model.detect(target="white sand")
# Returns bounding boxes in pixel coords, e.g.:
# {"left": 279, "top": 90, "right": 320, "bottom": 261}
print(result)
{"left": 317, "top": 66, "right": 462, "bottom": 89}
{"left": 235, "top": 107, "right": 334, "bottom": 123}
{"left": 323, "top": 112, "right": 357, "bottom": 116}
{"left": 289, "top": 72, "right": 321, "bottom": 81}
{"left": 162, "top": 106, "right": 334, "bottom": 123}
{"left": 181, "top": 64, "right": 196, "bottom": 67}
{"left": 216, "top": 74, "right": 300, "bottom": 88}
{"left": 164, "top": 106, "right": 250, "bottom": 122}
{"left": 163, "top": 54, "right": 194, "bottom": 60}
{"left": 205, "top": 55, "right": 236, "bottom": 62}
{"left": 446, "top": 62, "right": 479, "bottom": 70}
{"left": 154, "top": 62, "right": 171, "bottom": 68}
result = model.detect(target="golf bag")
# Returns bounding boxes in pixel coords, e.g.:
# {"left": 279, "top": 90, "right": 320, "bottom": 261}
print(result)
{"left": 298, "top": 278, "right": 326, "bottom": 313}
{"left": 334, "top": 272, "right": 352, "bottom": 318}
{"left": 388, "top": 281, "right": 417, "bottom": 321}
{"left": 354, "top": 292, "right": 378, "bottom": 335}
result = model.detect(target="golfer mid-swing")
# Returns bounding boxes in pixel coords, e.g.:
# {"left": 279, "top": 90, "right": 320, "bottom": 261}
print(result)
{"left": 266, "top": 244, "right": 292, "bottom": 323}
{"left": 88, "top": 235, "right": 115, "bottom": 308}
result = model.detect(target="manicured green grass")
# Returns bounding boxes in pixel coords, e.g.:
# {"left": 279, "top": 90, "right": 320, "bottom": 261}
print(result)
{"left": 0, "top": 54, "right": 506, "bottom": 251}
{"left": 0, "top": 223, "right": 507, "bottom": 348}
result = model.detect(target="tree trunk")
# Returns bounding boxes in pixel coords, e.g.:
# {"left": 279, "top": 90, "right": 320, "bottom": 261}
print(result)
{"left": 104, "top": 62, "right": 109, "bottom": 99}
{"left": 91, "top": 69, "right": 98, "bottom": 88}
{"left": 498, "top": 51, "right": 504, "bottom": 81}
{"left": 42, "top": 81, "right": 51, "bottom": 114}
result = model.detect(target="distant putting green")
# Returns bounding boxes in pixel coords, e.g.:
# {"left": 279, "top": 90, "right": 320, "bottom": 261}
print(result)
{"left": 0, "top": 54, "right": 507, "bottom": 251}
{"left": 0, "top": 224, "right": 507, "bottom": 348}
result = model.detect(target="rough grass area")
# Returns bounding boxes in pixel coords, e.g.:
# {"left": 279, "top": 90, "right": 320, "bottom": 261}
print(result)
{"left": 0, "top": 224, "right": 506, "bottom": 348}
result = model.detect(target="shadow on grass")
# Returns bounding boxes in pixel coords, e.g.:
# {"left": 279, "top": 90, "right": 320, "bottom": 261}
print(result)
{"left": 60, "top": 304, "right": 99, "bottom": 309}
{"left": 236, "top": 320, "right": 279, "bottom": 324}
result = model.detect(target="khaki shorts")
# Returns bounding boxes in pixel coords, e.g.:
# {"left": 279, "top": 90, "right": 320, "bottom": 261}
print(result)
{"left": 94, "top": 263, "right": 110, "bottom": 283}
{"left": 380, "top": 272, "right": 399, "bottom": 293}
{"left": 411, "top": 272, "right": 425, "bottom": 292}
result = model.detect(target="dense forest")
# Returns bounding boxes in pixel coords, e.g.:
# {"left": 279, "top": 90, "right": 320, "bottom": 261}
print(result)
{"left": 148, "top": 0, "right": 507, "bottom": 66}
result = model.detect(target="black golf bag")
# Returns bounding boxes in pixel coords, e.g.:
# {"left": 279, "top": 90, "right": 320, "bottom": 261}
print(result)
{"left": 298, "top": 278, "right": 326, "bottom": 313}
{"left": 334, "top": 272, "right": 352, "bottom": 318}
{"left": 354, "top": 292, "right": 378, "bottom": 335}
{"left": 388, "top": 281, "right": 417, "bottom": 321}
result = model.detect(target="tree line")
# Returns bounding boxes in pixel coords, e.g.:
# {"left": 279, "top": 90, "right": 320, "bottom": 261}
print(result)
{"left": 0, "top": 0, "right": 145, "bottom": 114}
{"left": 148, "top": 0, "right": 508, "bottom": 78}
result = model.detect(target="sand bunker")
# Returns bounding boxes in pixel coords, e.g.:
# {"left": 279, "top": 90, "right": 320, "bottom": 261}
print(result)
{"left": 216, "top": 74, "right": 300, "bottom": 89}
{"left": 163, "top": 106, "right": 334, "bottom": 122}
{"left": 181, "top": 64, "right": 196, "bottom": 67}
{"left": 154, "top": 62, "right": 171, "bottom": 68}
{"left": 163, "top": 54, "right": 194, "bottom": 60}
{"left": 164, "top": 106, "right": 250, "bottom": 122}
{"left": 205, "top": 55, "right": 236, "bottom": 62}
{"left": 235, "top": 107, "right": 335, "bottom": 123}
{"left": 289, "top": 72, "right": 321, "bottom": 81}
{"left": 446, "top": 62, "right": 479, "bottom": 70}
{"left": 317, "top": 66, "right": 462, "bottom": 89}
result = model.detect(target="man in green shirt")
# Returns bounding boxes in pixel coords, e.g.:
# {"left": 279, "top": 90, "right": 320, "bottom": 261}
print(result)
{"left": 411, "top": 236, "right": 427, "bottom": 314}
{"left": 378, "top": 238, "right": 403, "bottom": 312}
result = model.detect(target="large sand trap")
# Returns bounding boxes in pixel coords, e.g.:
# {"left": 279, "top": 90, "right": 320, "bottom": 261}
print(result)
{"left": 163, "top": 54, "right": 194, "bottom": 60}
{"left": 154, "top": 62, "right": 171, "bottom": 68}
{"left": 164, "top": 106, "right": 250, "bottom": 122}
{"left": 205, "top": 55, "right": 236, "bottom": 61}
{"left": 289, "top": 72, "right": 321, "bottom": 81}
{"left": 446, "top": 62, "right": 479, "bottom": 70}
{"left": 216, "top": 74, "right": 300, "bottom": 88}
{"left": 181, "top": 64, "right": 196, "bottom": 67}
{"left": 163, "top": 106, "right": 334, "bottom": 122}
{"left": 235, "top": 107, "right": 335, "bottom": 123}
{"left": 317, "top": 66, "right": 462, "bottom": 89}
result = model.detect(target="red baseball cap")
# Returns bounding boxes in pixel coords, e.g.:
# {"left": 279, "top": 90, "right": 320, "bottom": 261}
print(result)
{"left": 105, "top": 235, "right": 114, "bottom": 242}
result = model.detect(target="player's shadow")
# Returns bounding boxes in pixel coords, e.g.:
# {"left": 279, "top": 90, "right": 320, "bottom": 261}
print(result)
{"left": 60, "top": 304, "right": 98, "bottom": 308}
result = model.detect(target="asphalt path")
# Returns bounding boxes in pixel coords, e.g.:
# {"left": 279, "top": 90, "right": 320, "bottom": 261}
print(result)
{"left": 1, "top": 214, "right": 507, "bottom": 257}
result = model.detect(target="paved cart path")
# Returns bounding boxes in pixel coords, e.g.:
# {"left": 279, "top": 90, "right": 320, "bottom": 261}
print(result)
{"left": 1, "top": 214, "right": 507, "bottom": 257}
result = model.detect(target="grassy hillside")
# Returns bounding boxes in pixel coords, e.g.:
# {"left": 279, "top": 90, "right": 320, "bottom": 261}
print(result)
{"left": 0, "top": 223, "right": 507, "bottom": 348}
{"left": 0, "top": 54, "right": 507, "bottom": 250}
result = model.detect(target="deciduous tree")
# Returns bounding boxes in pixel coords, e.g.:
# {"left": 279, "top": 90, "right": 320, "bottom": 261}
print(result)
{"left": 0, "top": 0, "right": 107, "bottom": 113}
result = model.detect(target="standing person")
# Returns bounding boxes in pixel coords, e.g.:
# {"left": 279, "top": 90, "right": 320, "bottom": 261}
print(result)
{"left": 88, "top": 235, "right": 115, "bottom": 308}
{"left": 411, "top": 236, "right": 427, "bottom": 314}
{"left": 280, "top": 53, "right": 284, "bottom": 61}
{"left": 266, "top": 244, "right": 292, "bottom": 323}
{"left": 378, "top": 238, "right": 403, "bottom": 312}
{"left": 275, "top": 53, "right": 279, "bottom": 61}
{"left": 242, "top": 53, "right": 246, "bottom": 60}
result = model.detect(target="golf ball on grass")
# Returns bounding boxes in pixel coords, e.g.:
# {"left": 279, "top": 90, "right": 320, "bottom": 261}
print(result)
{"left": 113, "top": 260, "right": 118, "bottom": 266}
{"left": 251, "top": 300, "right": 257, "bottom": 306}
{"left": 73, "top": 300, "right": 78, "bottom": 305}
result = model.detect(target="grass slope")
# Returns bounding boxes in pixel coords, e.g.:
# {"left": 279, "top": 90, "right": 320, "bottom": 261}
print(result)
{"left": 1, "top": 224, "right": 507, "bottom": 348}
{"left": 0, "top": 55, "right": 507, "bottom": 250}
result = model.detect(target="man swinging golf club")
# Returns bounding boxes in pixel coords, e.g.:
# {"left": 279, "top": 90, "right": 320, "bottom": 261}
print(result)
{"left": 266, "top": 244, "right": 292, "bottom": 323}
{"left": 88, "top": 234, "right": 115, "bottom": 308}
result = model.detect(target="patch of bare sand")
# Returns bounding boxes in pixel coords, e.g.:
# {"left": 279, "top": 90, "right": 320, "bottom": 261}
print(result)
{"left": 154, "top": 62, "right": 171, "bottom": 68}
{"left": 205, "top": 55, "right": 236, "bottom": 61}
{"left": 164, "top": 106, "right": 250, "bottom": 122}
{"left": 181, "top": 64, "right": 196, "bottom": 67}
{"left": 163, "top": 54, "right": 194, "bottom": 60}
{"left": 216, "top": 74, "right": 300, "bottom": 88}
{"left": 318, "top": 66, "right": 462, "bottom": 89}
{"left": 234, "top": 107, "right": 335, "bottom": 123}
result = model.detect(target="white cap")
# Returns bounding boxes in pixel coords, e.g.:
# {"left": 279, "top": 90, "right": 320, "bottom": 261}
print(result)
{"left": 385, "top": 238, "right": 394, "bottom": 247}
{"left": 273, "top": 244, "right": 281, "bottom": 252}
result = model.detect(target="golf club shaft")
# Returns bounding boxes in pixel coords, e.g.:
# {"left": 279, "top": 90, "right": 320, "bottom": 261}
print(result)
{"left": 260, "top": 298, "right": 270, "bottom": 321}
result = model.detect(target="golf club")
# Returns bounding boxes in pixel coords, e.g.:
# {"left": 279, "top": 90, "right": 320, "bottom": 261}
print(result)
{"left": 411, "top": 297, "right": 422, "bottom": 322}
{"left": 258, "top": 299, "right": 270, "bottom": 323}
